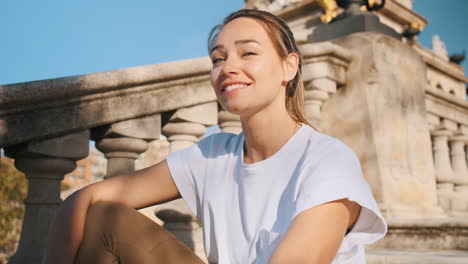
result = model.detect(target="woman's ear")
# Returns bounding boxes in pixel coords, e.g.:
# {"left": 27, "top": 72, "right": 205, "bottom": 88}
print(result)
{"left": 282, "top": 52, "right": 299, "bottom": 82}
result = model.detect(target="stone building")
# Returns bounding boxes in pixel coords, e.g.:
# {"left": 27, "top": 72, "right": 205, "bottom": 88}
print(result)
{"left": 0, "top": 0, "right": 467, "bottom": 263}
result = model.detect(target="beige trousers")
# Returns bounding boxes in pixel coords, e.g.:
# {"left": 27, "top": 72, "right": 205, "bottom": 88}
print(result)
{"left": 75, "top": 201, "right": 205, "bottom": 264}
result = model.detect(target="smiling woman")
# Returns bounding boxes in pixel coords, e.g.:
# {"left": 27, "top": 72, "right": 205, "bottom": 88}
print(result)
{"left": 43, "top": 8, "right": 386, "bottom": 264}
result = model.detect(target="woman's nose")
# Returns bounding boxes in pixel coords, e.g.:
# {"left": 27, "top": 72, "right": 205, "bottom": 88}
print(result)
{"left": 221, "top": 57, "right": 241, "bottom": 75}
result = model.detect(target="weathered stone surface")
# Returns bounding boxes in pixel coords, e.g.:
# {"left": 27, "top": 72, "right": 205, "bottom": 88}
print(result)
{"left": 369, "top": 218, "right": 468, "bottom": 251}
{"left": 366, "top": 249, "right": 468, "bottom": 264}
{"left": 425, "top": 88, "right": 468, "bottom": 127}
{"left": 4, "top": 131, "right": 89, "bottom": 264}
{"left": 149, "top": 199, "right": 207, "bottom": 262}
{"left": 321, "top": 32, "right": 444, "bottom": 218}
{"left": 0, "top": 58, "right": 214, "bottom": 148}
{"left": 5, "top": 130, "right": 90, "bottom": 159}
{"left": 218, "top": 110, "right": 242, "bottom": 134}
{"left": 170, "top": 102, "right": 218, "bottom": 126}
{"left": 301, "top": 42, "right": 351, "bottom": 85}
{"left": 103, "top": 114, "right": 161, "bottom": 140}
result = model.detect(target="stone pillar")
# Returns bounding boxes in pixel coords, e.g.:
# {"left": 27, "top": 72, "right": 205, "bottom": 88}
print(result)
{"left": 450, "top": 136, "right": 468, "bottom": 185}
{"left": 301, "top": 43, "right": 350, "bottom": 129}
{"left": 449, "top": 135, "right": 468, "bottom": 216}
{"left": 304, "top": 79, "right": 335, "bottom": 127}
{"left": 163, "top": 122, "right": 206, "bottom": 153}
{"left": 218, "top": 110, "right": 242, "bottom": 134}
{"left": 161, "top": 102, "right": 216, "bottom": 260}
{"left": 431, "top": 130, "right": 455, "bottom": 213}
{"left": 152, "top": 199, "right": 208, "bottom": 262}
{"left": 156, "top": 209, "right": 195, "bottom": 250}
{"left": 93, "top": 114, "right": 161, "bottom": 178}
{"left": 432, "top": 130, "right": 456, "bottom": 183}
{"left": 4, "top": 131, "right": 89, "bottom": 264}
{"left": 322, "top": 32, "right": 445, "bottom": 218}
{"left": 162, "top": 102, "right": 218, "bottom": 153}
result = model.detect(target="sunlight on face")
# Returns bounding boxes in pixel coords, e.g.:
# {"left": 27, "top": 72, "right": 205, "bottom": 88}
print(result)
{"left": 210, "top": 17, "right": 288, "bottom": 117}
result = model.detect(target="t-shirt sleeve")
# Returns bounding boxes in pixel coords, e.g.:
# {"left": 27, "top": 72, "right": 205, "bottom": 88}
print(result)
{"left": 293, "top": 139, "right": 387, "bottom": 252}
{"left": 165, "top": 136, "right": 211, "bottom": 219}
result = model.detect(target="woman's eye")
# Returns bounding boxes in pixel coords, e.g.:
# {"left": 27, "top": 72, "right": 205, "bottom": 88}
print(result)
{"left": 243, "top": 51, "right": 257, "bottom": 57}
{"left": 212, "top": 57, "right": 225, "bottom": 64}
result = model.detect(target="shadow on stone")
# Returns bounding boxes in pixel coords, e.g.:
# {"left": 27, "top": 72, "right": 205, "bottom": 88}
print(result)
{"left": 155, "top": 209, "right": 195, "bottom": 251}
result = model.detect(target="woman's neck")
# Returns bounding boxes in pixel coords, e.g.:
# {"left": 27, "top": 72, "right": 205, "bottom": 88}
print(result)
{"left": 241, "top": 105, "right": 299, "bottom": 165}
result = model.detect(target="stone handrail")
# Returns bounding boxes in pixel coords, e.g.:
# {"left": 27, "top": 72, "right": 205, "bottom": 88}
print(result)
{"left": 0, "top": 57, "right": 215, "bottom": 147}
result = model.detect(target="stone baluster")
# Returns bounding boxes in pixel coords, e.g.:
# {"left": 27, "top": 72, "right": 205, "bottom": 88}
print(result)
{"left": 4, "top": 131, "right": 89, "bottom": 264}
{"left": 301, "top": 43, "right": 350, "bottom": 128}
{"left": 431, "top": 129, "right": 455, "bottom": 211}
{"left": 161, "top": 102, "right": 216, "bottom": 257}
{"left": 93, "top": 114, "right": 161, "bottom": 178}
{"left": 432, "top": 129, "right": 456, "bottom": 183}
{"left": 304, "top": 79, "right": 336, "bottom": 125}
{"left": 163, "top": 102, "right": 218, "bottom": 153}
{"left": 449, "top": 134, "right": 468, "bottom": 215}
{"left": 450, "top": 135, "right": 468, "bottom": 185}
{"left": 218, "top": 110, "right": 242, "bottom": 134}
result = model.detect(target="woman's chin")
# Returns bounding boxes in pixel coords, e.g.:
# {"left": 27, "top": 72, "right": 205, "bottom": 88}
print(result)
{"left": 223, "top": 103, "right": 248, "bottom": 116}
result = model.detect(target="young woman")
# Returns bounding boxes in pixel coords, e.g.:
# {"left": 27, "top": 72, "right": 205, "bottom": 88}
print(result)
{"left": 43, "top": 9, "right": 386, "bottom": 264}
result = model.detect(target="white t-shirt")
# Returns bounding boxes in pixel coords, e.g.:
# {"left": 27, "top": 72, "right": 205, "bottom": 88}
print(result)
{"left": 166, "top": 124, "right": 387, "bottom": 264}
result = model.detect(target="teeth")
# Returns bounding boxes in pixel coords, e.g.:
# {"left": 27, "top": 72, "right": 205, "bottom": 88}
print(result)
{"left": 225, "top": 84, "right": 248, "bottom": 91}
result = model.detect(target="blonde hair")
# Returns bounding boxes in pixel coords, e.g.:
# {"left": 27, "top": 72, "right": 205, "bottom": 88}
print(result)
{"left": 208, "top": 9, "right": 313, "bottom": 127}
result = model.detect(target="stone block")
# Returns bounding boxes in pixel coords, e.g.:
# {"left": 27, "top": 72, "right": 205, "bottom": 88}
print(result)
{"left": 5, "top": 130, "right": 89, "bottom": 160}
{"left": 170, "top": 102, "right": 218, "bottom": 126}
{"left": 369, "top": 218, "right": 468, "bottom": 251}
{"left": 440, "top": 118, "right": 458, "bottom": 131}
{"left": 321, "top": 32, "right": 444, "bottom": 218}
{"left": 426, "top": 113, "right": 440, "bottom": 127}
{"left": 105, "top": 114, "right": 161, "bottom": 140}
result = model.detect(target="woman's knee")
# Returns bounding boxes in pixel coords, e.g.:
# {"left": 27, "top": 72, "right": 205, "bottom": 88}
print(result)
{"left": 88, "top": 201, "right": 135, "bottom": 221}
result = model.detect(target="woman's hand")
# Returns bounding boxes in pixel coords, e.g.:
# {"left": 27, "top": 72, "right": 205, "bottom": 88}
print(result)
{"left": 268, "top": 198, "right": 361, "bottom": 264}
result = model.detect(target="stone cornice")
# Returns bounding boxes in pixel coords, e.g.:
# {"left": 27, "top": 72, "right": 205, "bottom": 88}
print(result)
{"left": 0, "top": 58, "right": 215, "bottom": 147}
{"left": 300, "top": 42, "right": 353, "bottom": 64}
{"left": 300, "top": 42, "right": 353, "bottom": 84}
{"left": 425, "top": 87, "right": 468, "bottom": 126}
{"left": 412, "top": 43, "right": 468, "bottom": 83}
{"left": 378, "top": 0, "right": 427, "bottom": 29}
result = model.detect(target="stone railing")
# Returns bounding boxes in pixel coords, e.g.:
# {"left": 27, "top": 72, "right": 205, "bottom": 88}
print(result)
{"left": 0, "top": 41, "right": 351, "bottom": 263}
{"left": 1, "top": 57, "right": 216, "bottom": 263}
{"left": 426, "top": 87, "right": 468, "bottom": 217}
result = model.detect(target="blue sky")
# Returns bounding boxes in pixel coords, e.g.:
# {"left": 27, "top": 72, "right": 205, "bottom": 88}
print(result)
{"left": 1, "top": 0, "right": 467, "bottom": 85}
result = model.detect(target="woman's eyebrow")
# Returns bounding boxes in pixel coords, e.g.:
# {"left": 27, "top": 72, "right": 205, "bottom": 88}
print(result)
{"left": 234, "top": 39, "right": 262, "bottom": 46}
{"left": 210, "top": 39, "right": 262, "bottom": 55}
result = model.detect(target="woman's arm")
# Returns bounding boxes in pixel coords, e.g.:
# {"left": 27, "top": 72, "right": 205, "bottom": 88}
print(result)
{"left": 268, "top": 198, "right": 361, "bottom": 264}
{"left": 42, "top": 160, "right": 180, "bottom": 264}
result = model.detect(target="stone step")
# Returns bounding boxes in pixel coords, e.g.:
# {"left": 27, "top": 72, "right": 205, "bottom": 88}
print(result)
{"left": 366, "top": 249, "right": 468, "bottom": 264}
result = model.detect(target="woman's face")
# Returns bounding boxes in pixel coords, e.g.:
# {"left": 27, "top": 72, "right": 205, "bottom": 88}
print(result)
{"left": 209, "top": 17, "right": 290, "bottom": 117}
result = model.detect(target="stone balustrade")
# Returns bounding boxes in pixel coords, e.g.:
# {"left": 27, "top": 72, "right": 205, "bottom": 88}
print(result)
{"left": 426, "top": 87, "right": 468, "bottom": 217}
{"left": 300, "top": 42, "right": 352, "bottom": 128}
{"left": 4, "top": 131, "right": 90, "bottom": 263}
{"left": 0, "top": 58, "right": 215, "bottom": 263}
